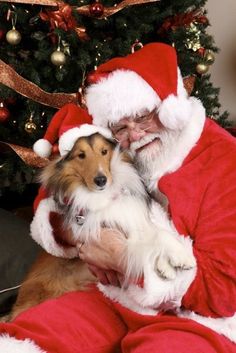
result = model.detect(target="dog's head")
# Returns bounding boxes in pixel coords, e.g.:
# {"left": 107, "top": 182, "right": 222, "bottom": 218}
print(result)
{"left": 40, "top": 133, "right": 120, "bottom": 202}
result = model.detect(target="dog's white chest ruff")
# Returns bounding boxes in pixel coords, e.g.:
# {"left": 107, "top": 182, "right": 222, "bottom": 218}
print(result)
{"left": 66, "top": 151, "right": 196, "bottom": 315}
{"left": 72, "top": 191, "right": 150, "bottom": 243}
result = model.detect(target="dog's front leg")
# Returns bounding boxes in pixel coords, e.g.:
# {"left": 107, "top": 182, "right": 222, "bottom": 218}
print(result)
{"left": 152, "top": 228, "right": 196, "bottom": 279}
{"left": 149, "top": 201, "right": 196, "bottom": 279}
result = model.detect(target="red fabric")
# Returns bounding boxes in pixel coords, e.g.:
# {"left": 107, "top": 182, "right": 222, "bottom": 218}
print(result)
{"left": 43, "top": 103, "right": 92, "bottom": 147}
{"left": 33, "top": 186, "right": 48, "bottom": 212}
{"left": 159, "top": 118, "right": 236, "bottom": 318}
{"left": 0, "top": 287, "right": 235, "bottom": 353}
{"left": 4, "top": 118, "right": 236, "bottom": 352}
{"left": 49, "top": 211, "right": 76, "bottom": 247}
{"left": 92, "top": 43, "right": 178, "bottom": 100}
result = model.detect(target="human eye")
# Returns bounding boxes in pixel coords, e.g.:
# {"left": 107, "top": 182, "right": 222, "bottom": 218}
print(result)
{"left": 112, "top": 125, "right": 126, "bottom": 135}
{"left": 134, "top": 116, "right": 144, "bottom": 123}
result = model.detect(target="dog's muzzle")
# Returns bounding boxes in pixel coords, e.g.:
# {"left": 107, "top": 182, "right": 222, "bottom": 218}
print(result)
{"left": 94, "top": 174, "right": 107, "bottom": 187}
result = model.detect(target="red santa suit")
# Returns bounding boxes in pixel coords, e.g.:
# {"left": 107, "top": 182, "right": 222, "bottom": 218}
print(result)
{"left": 0, "top": 43, "right": 236, "bottom": 352}
{"left": 0, "top": 117, "right": 236, "bottom": 353}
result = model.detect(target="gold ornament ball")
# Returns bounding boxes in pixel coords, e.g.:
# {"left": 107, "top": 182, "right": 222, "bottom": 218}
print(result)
{"left": 50, "top": 50, "right": 66, "bottom": 66}
{"left": 25, "top": 120, "right": 37, "bottom": 134}
{"left": 205, "top": 50, "right": 215, "bottom": 64}
{"left": 196, "top": 63, "right": 210, "bottom": 75}
{"left": 6, "top": 29, "right": 22, "bottom": 45}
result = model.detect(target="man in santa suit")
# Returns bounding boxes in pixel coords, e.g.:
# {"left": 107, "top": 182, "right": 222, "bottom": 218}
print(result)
{"left": 0, "top": 42, "right": 236, "bottom": 353}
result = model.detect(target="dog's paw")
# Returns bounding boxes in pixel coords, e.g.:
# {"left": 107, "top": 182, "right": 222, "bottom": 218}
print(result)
{"left": 168, "top": 242, "right": 196, "bottom": 270}
{"left": 153, "top": 232, "right": 196, "bottom": 279}
{"left": 155, "top": 255, "right": 176, "bottom": 280}
{"left": 168, "top": 243, "right": 196, "bottom": 270}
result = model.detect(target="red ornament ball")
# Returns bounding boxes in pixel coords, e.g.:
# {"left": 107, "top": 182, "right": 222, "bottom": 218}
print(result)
{"left": 0, "top": 28, "right": 5, "bottom": 41}
{"left": 89, "top": 1, "right": 104, "bottom": 17}
{"left": 197, "top": 47, "right": 206, "bottom": 57}
{"left": 0, "top": 106, "right": 10, "bottom": 123}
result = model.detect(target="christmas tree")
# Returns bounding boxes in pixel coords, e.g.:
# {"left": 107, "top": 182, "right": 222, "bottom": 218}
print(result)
{"left": 0, "top": 0, "right": 229, "bottom": 204}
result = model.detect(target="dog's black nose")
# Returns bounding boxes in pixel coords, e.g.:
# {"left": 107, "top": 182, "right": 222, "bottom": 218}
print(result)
{"left": 94, "top": 175, "right": 107, "bottom": 187}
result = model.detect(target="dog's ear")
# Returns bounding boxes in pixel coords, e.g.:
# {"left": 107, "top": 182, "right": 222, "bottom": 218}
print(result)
{"left": 39, "top": 156, "right": 65, "bottom": 193}
{"left": 106, "top": 137, "right": 119, "bottom": 149}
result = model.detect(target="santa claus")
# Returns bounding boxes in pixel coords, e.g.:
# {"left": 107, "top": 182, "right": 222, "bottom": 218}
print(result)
{"left": 0, "top": 42, "right": 236, "bottom": 353}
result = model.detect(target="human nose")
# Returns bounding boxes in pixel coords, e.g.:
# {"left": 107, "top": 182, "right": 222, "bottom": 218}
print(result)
{"left": 128, "top": 127, "right": 145, "bottom": 142}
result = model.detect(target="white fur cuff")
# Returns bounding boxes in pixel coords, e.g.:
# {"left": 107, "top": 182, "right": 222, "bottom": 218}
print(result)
{"left": 30, "top": 197, "right": 78, "bottom": 258}
{"left": 0, "top": 334, "right": 46, "bottom": 353}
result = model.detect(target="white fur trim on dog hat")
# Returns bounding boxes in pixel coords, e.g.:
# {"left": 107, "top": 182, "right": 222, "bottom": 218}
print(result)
{"left": 58, "top": 124, "right": 113, "bottom": 156}
{"left": 85, "top": 42, "right": 192, "bottom": 130}
{"left": 33, "top": 103, "right": 112, "bottom": 158}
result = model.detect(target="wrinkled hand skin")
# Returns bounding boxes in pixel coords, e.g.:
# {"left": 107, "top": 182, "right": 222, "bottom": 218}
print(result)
{"left": 77, "top": 228, "right": 126, "bottom": 287}
{"left": 78, "top": 227, "right": 196, "bottom": 287}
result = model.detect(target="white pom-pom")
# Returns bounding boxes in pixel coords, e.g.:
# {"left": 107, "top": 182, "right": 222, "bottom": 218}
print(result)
{"left": 159, "top": 94, "right": 192, "bottom": 130}
{"left": 33, "top": 139, "right": 52, "bottom": 158}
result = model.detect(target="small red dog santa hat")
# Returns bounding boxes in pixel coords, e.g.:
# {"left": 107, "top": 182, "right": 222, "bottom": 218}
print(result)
{"left": 85, "top": 42, "right": 192, "bottom": 130}
{"left": 33, "top": 103, "right": 112, "bottom": 158}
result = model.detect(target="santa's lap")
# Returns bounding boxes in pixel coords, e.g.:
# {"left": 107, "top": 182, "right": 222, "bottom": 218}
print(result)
{"left": 0, "top": 286, "right": 235, "bottom": 353}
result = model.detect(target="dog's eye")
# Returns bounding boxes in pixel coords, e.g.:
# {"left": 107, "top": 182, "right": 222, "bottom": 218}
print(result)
{"left": 78, "top": 152, "right": 85, "bottom": 159}
{"left": 101, "top": 149, "right": 108, "bottom": 156}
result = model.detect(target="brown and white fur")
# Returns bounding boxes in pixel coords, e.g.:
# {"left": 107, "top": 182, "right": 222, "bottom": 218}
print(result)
{"left": 10, "top": 132, "right": 195, "bottom": 320}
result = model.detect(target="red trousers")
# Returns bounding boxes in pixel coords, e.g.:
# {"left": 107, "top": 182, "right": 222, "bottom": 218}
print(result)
{"left": 0, "top": 286, "right": 235, "bottom": 353}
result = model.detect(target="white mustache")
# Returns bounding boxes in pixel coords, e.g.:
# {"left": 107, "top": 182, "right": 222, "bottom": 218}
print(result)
{"left": 130, "top": 133, "right": 161, "bottom": 153}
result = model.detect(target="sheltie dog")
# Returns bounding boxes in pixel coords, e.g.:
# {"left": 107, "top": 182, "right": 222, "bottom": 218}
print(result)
{"left": 9, "top": 132, "right": 195, "bottom": 320}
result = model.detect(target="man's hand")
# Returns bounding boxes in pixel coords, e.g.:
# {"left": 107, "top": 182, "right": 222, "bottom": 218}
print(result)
{"left": 77, "top": 228, "right": 126, "bottom": 286}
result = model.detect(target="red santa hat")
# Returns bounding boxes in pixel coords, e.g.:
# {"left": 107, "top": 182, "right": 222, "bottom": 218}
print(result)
{"left": 33, "top": 103, "right": 113, "bottom": 158}
{"left": 85, "top": 42, "right": 192, "bottom": 130}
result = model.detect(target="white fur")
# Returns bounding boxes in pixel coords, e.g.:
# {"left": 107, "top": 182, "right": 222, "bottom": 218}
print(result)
{"left": 31, "top": 145, "right": 196, "bottom": 313}
{"left": 30, "top": 197, "right": 77, "bottom": 258}
{"left": 158, "top": 68, "right": 192, "bottom": 130}
{"left": 86, "top": 70, "right": 161, "bottom": 127}
{"left": 60, "top": 146, "right": 197, "bottom": 313}
{"left": 134, "top": 97, "right": 206, "bottom": 193}
{"left": 86, "top": 67, "right": 192, "bottom": 130}
{"left": 33, "top": 139, "right": 52, "bottom": 158}
{"left": 158, "top": 94, "right": 192, "bottom": 130}
{"left": 177, "top": 310, "right": 236, "bottom": 344}
{"left": 0, "top": 334, "right": 45, "bottom": 353}
{"left": 59, "top": 124, "right": 113, "bottom": 156}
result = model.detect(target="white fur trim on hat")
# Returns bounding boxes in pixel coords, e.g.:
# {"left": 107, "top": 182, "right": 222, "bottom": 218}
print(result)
{"left": 59, "top": 124, "right": 113, "bottom": 156}
{"left": 86, "top": 68, "right": 193, "bottom": 130}
{"left": 33, "top": 139, "right": 52, "bottom": 158}
{"left": 86, "top": 70, "right": 161, "bottom": 127}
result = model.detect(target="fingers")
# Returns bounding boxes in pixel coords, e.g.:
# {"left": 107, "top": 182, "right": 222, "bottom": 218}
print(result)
{"left": 105, "top": 270, "right": 122, "bottom": 287}
{"left": 77, "top": 242, "right": 86, "bottom": 259}
{"left": 88, "top": 265, "right": 110, "bottom": 285}
{"left": 77, "top": 242, "right": 84, "bottom": 252}
{"left": 88, "top": 265, "right": 122, "bottom": 287}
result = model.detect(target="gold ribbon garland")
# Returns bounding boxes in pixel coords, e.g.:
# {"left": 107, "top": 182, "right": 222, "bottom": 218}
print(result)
{"left": 0, "top": 0, "right": 160, "bottom": 19}
{"left": 75, "top": 0, "right": 160, "bottom": 19}
{"left": 0, "top": 59, "right": 196, "bottom": 110}
{"left": 0, "top": 59, "right": 77, "bottom": 108}
{"left": 0, "top": 141, "right": 49, "bottom": 168}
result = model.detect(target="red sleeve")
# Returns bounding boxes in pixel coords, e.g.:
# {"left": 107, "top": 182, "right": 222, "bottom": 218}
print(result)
{"left": 182, "top": 146, "right": 236, "bottom": 318}
{"left": 49, "top": 212, "right": 76, "bottom": 247}
{"left": 34, "top": 186, "right": 75, "bottom": 248}
{"left": 33, "top": 186, "right": 48, "bottom": 212}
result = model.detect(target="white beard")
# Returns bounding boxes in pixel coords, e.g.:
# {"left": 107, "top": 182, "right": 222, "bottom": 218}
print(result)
{"left": 129, "top": 98, "right": 206, "bottom": 200}
{"left": 131, "top": 129, "right": 181, "bottom": 194}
